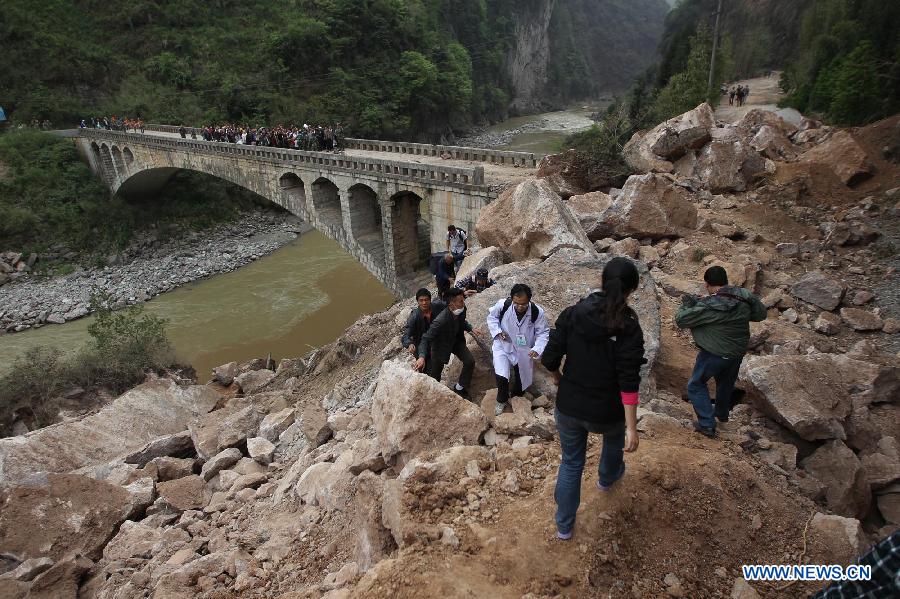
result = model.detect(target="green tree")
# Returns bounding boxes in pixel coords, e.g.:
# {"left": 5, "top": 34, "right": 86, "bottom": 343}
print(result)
{"left": 651, "top": 23, "right": 722, "bottom": 122}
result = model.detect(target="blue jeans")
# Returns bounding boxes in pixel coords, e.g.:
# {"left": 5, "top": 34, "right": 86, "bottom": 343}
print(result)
{"left": 687, "top": 349, "right": 743, "bottom": 430}
{"left": 451, "top": 251, "right": 466, "bottom": 270}
{"left": 554, "top": 410, "right": 625, "bottom": 535}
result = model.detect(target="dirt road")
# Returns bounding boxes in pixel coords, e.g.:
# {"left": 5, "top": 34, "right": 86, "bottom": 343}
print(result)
{"left": 716, "top": 73, "right": 785, "bottom": 122}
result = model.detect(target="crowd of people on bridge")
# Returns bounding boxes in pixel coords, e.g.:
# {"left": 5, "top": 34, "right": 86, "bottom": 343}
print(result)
{"left": 79, "top": 116, "right": 145, "bottom": 133}
{"left": 180, "top": 122, "right": 346, "bottom": 153}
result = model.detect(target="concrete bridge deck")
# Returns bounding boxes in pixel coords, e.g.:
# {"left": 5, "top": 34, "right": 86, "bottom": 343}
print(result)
{"left": 65, "top": 127, "right": 538, "bottom": 295}
{"left": 135, "top": 125, "right": 540, "bottom": 188}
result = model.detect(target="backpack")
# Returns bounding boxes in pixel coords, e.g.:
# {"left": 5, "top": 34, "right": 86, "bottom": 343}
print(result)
{"left": 428, "top": 252, "right": 448, "bottom": 275}
{"left": 499, "top": 298, "right": 539, "bottom": 323}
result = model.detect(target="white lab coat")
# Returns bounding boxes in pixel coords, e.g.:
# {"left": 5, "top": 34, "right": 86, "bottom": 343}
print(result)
{"left": 486, "top": 299, "right": 550, "bottom": 390}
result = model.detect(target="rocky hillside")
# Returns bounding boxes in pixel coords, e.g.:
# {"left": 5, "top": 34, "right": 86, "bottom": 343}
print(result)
{"left": 1, "top": 105, "right": 898, "bottom": 598}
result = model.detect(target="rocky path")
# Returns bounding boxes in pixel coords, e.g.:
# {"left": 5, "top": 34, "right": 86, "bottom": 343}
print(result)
{"left": 0, "top": 211, "right": 307, "bottom": 334}
{"left": 715, "top": 73, "right": 786, "bottom": 123}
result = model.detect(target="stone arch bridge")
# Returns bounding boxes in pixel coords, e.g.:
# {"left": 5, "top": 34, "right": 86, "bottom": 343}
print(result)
{"left": 69, "top": 128, "right": 540, "bottom": 295}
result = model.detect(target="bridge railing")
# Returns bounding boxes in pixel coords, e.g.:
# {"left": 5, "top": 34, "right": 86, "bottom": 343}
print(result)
{"left": 138, "top": 124, "right": 541, "bottom": 167}
{"left": 77, "top": 129, "right": 486, "bottom": 187}
{"left": 342, "top": 138, "right": 541, "bottom": 167}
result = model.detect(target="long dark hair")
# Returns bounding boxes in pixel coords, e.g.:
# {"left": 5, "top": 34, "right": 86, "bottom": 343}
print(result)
{"left": 600, "top": 257, "right": 639, "bottom": 330}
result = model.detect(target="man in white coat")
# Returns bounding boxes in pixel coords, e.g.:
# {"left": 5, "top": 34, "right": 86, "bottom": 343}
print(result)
{"left": 487, "top": 283, "right": 550, "bottom": 414}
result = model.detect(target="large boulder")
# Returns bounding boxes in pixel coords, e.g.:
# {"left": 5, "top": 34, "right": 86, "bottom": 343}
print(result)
{"left": 807, "top": 513, "right": 865, "bottom": 566}
{"left": 455, "top": 247, "right": 505, "bottom": 282}
{"left": 189, "top": 405, "right": 263, "bottom": 460}
{"left": 565, "top": 191, "right": 614, "bottom": 241}
{"left": 591, "top": 173, "right": 698, "bottom": 240}
{"left": 622, "top": 103, "right": 714, "bottom": 172}
{"left": 791, "top": 271, "right": 846, "bottom": 311}
{"left": 0, "top": 380, "right": 219, "bottom": 488}
{"left": 750, "top": 125, "right": 798, "bottom": 160}
{"left": 740, "top": 354, "right": 883, "bottom": 441}
{"left": 475, "top": 179, "right": 595, "bottom": 262}
{"left": 371, "top": 361, "right": 488, "bottom": 467}
{"left": 801, "top": 130, "right": 874, "bottom": 186}
{"left": 535, "top": 149, "right": 617, "bottom": 198}
{"left": 692, "top": 140, "right": 770, "bottom": 193}
{"left": 801, "top": 440, "right": 871, "bottom": 519}
{"left": 0, "top": 473, "right": 132, "bottom": 562}
{"left": 736, "top": 108, "right": 799, "bottom": 138}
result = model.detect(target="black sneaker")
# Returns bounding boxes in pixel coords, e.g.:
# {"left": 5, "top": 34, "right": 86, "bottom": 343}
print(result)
{"left": 694, "top": 422, "right": 717, "bottom": 438}
{"left": 716, "top": 413, "right": 729, "bottom": 423}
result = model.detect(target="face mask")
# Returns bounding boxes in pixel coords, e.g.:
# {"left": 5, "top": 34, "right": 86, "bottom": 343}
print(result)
{"left": 452, "top": 308, "right": 464, "bottom": 316}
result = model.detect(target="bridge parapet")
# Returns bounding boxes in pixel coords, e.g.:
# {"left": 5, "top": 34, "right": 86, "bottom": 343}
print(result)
{"left": 137, "top": 124, "right": 540, "bottom": 168}
{"left": 78, "top": 128, "right": 485, "bottom": 187}
{"left": 342, "top": 138, "right": 541, "bottom": 167}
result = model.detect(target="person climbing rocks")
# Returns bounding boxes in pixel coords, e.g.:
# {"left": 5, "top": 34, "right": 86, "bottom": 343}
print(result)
{"left": 415, "top": 288, "right": 475, "bottom": 399}
{"left": 541, "top": 257, "right": 646, "bottom": 540}
{"left": 402, "top": 288, "right": 446, "bottom": 375}
{"left": 435, "top": 252, "right": 456, "bottom": 301}
{"left": 455, "top": 268, "right": 495, "bottom": 297}
{"left": 675, "top": 265, "right": 767, "bottom": 438}
{"left": 487, "top": 283, "right": 550, "bottom": 413}
{"left": 446, "top": 225, "right": 468, "bottom": 270}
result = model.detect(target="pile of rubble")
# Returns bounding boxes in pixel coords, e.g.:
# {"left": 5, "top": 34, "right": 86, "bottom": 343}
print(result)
{"left": 1, "top": 104, "right": 898, "bottom": 598}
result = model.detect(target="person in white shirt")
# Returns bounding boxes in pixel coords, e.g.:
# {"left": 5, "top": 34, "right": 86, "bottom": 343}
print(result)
{"left": 487, "top": 283, "right": 550, "bottom": 414}
{"left": 446, "top": 225, "right": 468, "bottom": 269}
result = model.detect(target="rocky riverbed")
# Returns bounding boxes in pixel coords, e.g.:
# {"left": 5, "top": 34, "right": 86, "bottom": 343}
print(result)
{"left": 0, "top": 211, "right": 309, "bottom": 334}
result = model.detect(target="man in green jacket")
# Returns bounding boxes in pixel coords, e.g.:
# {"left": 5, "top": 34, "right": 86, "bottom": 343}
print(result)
{"left": 675, "top": 266, "right": 767, "bottom": 437}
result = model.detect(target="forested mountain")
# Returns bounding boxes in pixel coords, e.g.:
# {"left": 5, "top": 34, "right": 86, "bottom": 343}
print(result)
{"left": 654, "top": 0, "right": 899, "bottom": 125}
{"left": 1, "top": 0, "right": 668, "bottom": 139}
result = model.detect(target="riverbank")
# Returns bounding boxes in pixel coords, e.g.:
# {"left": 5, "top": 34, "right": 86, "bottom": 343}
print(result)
{"left": 455, "top": 108, "right": 601, "bottom": 153}
{"left": 0, "top": 210, "right": 308, "bottom": 334}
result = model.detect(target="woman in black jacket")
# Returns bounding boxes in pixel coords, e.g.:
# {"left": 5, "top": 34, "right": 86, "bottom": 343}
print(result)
{"left": 541, "top": 257, "right": 646, "bottom": 540}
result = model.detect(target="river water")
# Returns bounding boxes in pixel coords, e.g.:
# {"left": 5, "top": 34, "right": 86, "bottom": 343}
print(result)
{"left": 0, "top": 232, "right": 396, "bottom": 380}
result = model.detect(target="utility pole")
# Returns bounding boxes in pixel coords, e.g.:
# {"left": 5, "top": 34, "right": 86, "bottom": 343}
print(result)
{"left": 707, "top": 0, "right": 724, "bottom": 100}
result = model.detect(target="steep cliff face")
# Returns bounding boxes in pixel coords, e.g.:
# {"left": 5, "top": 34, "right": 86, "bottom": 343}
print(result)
{"left": 504, "top": 0, "right": 671, "bottom": 113}
{"left": 505, "top": 0, "right": 558, "bottom": 113}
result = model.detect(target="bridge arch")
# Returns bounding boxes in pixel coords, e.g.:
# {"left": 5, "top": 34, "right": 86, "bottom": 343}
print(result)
{"left": 111, "top": 146, "right": 126, "bottom": 175}
{"left": 98, "top": 144, "right": 115, "bottom": 182}
{"left": 348, "top": 183, "right": 384, "bottom": 261}
{"left": 390, "top": 190, "right": 430, "bottom": 276}
{"left": 311, "top": 177, "right": 342, "bottom": 233}
{"left": 278, "top": 173, "right": 307, "bottom": 215}
{"left": 123, "top": 147, "right": 134, "bottom": 166}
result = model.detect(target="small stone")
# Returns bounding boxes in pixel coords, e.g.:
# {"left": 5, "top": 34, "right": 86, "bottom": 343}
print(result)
{"left": 664, "top": 573, "right": 684, "bottom": 597}
{"left": 731, "top": 578, "right": 761, "bottom": 599}
{"left": 500, "top": 470, "right": 520, "bottom": 493}
{"left": 851, "top": 290, "right": 874, "bottom": 305}
{"left": 813, "top": 312, "right": 841, "bottom": 335}
{"left": 883, "top": 319, "right": 899, "bottom": 334}
{"left": 782, "top": 308, "right": 799, "bottom": 323}
{"left": 441, "top": 527, "right": 460, "bottom": 549}
{"left": 201, "top": 448, "right": 243, "bottom": 481}
{"left": 751, "top": 514, "right": 762, "bottom": 530}
{"left": 246, "top": 437, "right": 275, "bottom": 465}
{"left": 840, "top": 308, "right": 883, "bottom": 332}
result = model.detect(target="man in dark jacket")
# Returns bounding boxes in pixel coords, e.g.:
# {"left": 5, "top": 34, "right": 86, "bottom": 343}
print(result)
{"left": 435, "top": 253, "right": 456, "bottom": 301}
{"left": 675, "top": 266, "right": 767, "bottom": 437}
{"left": 402, "top": 288, "right": 446, "bottom": 374}
{"left": 415, "top": 288, "right": 474, "bottom": 398}
{"left": 454, "top": 268, "right": 495, "bottom": 297}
